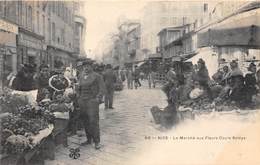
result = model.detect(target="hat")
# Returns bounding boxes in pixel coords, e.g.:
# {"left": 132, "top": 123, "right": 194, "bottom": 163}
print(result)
{"left": 197, "top": 58, "right": 205, "bottom": 64}
{"left": 248, "top": 62, "right": 256, "bottom": 68}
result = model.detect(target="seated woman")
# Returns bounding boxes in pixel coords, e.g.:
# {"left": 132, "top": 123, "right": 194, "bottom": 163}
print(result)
{"left": 151, "top": 82, "right": 179, "bottom": 129}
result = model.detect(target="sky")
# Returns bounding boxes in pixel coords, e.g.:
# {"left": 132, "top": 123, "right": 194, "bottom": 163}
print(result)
{"left": 83, "top": 0, "right": 146, "bottom": 59}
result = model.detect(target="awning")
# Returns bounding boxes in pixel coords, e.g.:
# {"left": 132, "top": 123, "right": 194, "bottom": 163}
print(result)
{"left": 198, "top": 8, "right": 260, "bottom": 48}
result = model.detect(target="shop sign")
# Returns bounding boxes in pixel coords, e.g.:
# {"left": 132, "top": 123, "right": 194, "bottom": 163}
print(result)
{"left": 0, "top": 19, "right": 18, "bottom": 34}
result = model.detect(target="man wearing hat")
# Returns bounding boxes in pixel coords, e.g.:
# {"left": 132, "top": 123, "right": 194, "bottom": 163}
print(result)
{"left": 77, "top": 59, "right": 105, "bottom": 149}
{"left": 103, "top": 64, "right": 117, "bottom": 109}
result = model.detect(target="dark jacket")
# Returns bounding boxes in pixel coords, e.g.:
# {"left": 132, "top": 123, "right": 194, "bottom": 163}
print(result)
{"left": 103, "top": 69, "right": 117, "bottom": 90}
{"left": 78, "top": 71, "right": 105, "bottom": 100}
{"left": 244, "top": 72, "right": 257, "bottom": 95}
{"left": 195, "top": 67, "right": 210, "bottom": 85}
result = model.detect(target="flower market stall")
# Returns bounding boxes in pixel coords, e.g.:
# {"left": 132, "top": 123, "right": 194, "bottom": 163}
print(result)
{"left": 0, "top": 88, "right": 55, "bottom": 165}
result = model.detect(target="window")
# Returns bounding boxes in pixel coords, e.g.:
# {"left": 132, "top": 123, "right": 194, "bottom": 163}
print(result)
{"left": 62, "top": 3, "right": 64, "bottom": 20}
{"left": 48, "top": 3, "right": 51, "bottom": 15}
{"left": 183, "top": 17, "right": 187, "bottom": 25}
{"left": 52, "top": 1, "right": 55, "bottom": 13}
{"left": 52, "top": 22, "right": 55, "bottom": 42}
{"left": 204, "top": 3, "right": 208, "bottom": 12}
{"left": 37, "top": 11, "right": 40, "bottom": 33}
{"left": 27, "top": 6, "right": 32, "bottom": 30}
{"left": 48, "top": 18, "right": 51, "bottom": 42}
{"left": 42, "top": 15, "right": 45, "bottom": 36}
{"left": 18, "top": 1, "right": 22, "bottom": 25}
{"left": 0, "top": 1, "right": 3, "bottom": 16}
{"left": 58, "top": 2, "right": 61, "bottom": 16}
{"left": 65, "top": 7, "right": 68, "bottom": 22}
{"left": 55, "top": 1, "right": 58, "bottom": 14}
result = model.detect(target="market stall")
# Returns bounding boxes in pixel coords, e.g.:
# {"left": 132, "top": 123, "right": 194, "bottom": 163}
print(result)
{"left": 0, "top": 88, "right": 55, "bottom": 165}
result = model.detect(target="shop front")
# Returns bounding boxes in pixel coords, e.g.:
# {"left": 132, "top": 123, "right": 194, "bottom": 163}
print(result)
{"left": 47, "top": 46, "right": 74, "bottom": 70}
{"left": 17, "top": 28, "right": 45, "bottom": 70}
{"left": 0, "top": 19, "right": 18, "bottom": 89}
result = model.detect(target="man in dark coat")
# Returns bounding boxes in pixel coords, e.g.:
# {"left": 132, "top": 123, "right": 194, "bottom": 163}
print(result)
{"left": 103, "top": 64, "right": 117, "bottom": 109}
{"left": 132, "top": 65, "right": 141, "bottom": 87}
{"left": 77, "top": 60, "right": 105, "bottom": 149}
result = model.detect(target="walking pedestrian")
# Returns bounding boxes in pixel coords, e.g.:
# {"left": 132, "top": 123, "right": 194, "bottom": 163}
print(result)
{"left": 148, "top": 71, "right": 156, "bottom": 88}
{"left": 126, "top": 68, "right": 133, "bottom": 89}
{"left": 133, "top": 65, "right": 141, "bottom": 88}
{"left": 77, "top": 60, "right": 105, "bottom": 149}
{"left": 103, "top": 64, "right": 117, "bottom": 109}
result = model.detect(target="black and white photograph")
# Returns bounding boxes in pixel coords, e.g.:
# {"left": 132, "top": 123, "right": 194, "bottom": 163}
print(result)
{"left": 0, "top": 0, "right": 260, "bottom": 165}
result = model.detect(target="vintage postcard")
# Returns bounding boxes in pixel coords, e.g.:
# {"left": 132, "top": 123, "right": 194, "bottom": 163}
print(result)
{"left": 0, "top": 0, "right": 260, "bottom": 165}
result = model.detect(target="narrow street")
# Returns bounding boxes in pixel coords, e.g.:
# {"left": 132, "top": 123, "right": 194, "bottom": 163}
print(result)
{"left": 45, "top": 80, "right": 260, "bottom": 165}
{"left": 45, "top": 81, "right": 168, "bottom": 165}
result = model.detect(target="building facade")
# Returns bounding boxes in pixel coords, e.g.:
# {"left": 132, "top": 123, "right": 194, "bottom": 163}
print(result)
{"left": 0, "top": 0, "right": 86, "bottom": 79}
{"left": 141, "top": 1, "right": 209, "bottom": 55}
{"left": 126, "top": 23, "right": 144, "bottom": 66}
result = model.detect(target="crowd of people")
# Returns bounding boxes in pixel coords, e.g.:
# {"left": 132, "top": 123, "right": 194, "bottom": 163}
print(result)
{"left": 6, "top": 59, "right": 123, "bottom": 153}
{"left": 5, "top": 57, "right": 260, "bottom": 150}
{"left": 152, "top": 58, "right": 260, "bottom": 129}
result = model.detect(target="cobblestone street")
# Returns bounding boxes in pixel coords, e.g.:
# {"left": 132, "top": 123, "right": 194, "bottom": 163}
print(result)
{"left": 45, "top": 82, "right": 167, "bottom": 165}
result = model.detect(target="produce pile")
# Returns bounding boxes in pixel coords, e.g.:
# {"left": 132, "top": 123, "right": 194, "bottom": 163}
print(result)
{"left": 180, "top": 90, "right": 239, "bottom": 113}
{"left": 0, "top": 101, "right": 54, "bottom": 154}
{"left": 0, "top": 88, "right": 28, "bottom": 114}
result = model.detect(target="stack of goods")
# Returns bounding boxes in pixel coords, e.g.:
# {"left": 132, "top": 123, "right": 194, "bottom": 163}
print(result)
{"left": 0, "top": 88, "right": 28, "bottom": 114}
{"left": 0, "top": 103, "right": 54, "bottom": 155}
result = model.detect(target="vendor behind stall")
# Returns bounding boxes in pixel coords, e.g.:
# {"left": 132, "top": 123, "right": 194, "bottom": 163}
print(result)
{"left": 244, "top": 62, "right": 258, "bottom": 105}
{"left": 12, "top": 63, "right": 37, "bottom": 91}
{"left": 228, "top": 60, "right": 245, "bottom": 106}
{"left": 36, "top": 64, "right": 51, "bottom": 103}
{"left": 193, "top": 59, "right": 213, "bottom": 101}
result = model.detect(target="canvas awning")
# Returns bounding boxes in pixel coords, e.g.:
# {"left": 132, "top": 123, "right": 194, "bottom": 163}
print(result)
{"left": 198, "top": 8, "right": 260, "bottom": 48}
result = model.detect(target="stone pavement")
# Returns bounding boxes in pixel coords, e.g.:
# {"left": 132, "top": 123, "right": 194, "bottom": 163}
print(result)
{"left": 45, "top": 81, "right": 167, "bottom": 165}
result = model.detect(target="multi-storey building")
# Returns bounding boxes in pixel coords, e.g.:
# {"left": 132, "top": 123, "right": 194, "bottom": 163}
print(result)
{"left": 141, "top": 1, "right": 209, "bottom": 55}
{"left": 73, "top": 1, "right": 87, "bottom": 57}
{"left": 126, "top": 23, "right": 143, "bottom": 67}
{"left": 0, "top": 1, "right": 86, "bottom": 87}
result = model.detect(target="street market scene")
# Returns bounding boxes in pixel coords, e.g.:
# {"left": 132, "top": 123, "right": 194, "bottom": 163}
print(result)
{"left": 0, "top": 1, "right": 260, "bottom": 165}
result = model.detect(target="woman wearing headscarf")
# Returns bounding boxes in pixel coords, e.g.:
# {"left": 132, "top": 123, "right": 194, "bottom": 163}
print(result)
{"left": 244, "top": 62, "right": 258, "bottom": 105}
{"left": 194, "top": 58, "right": 213, "bottom": 101}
